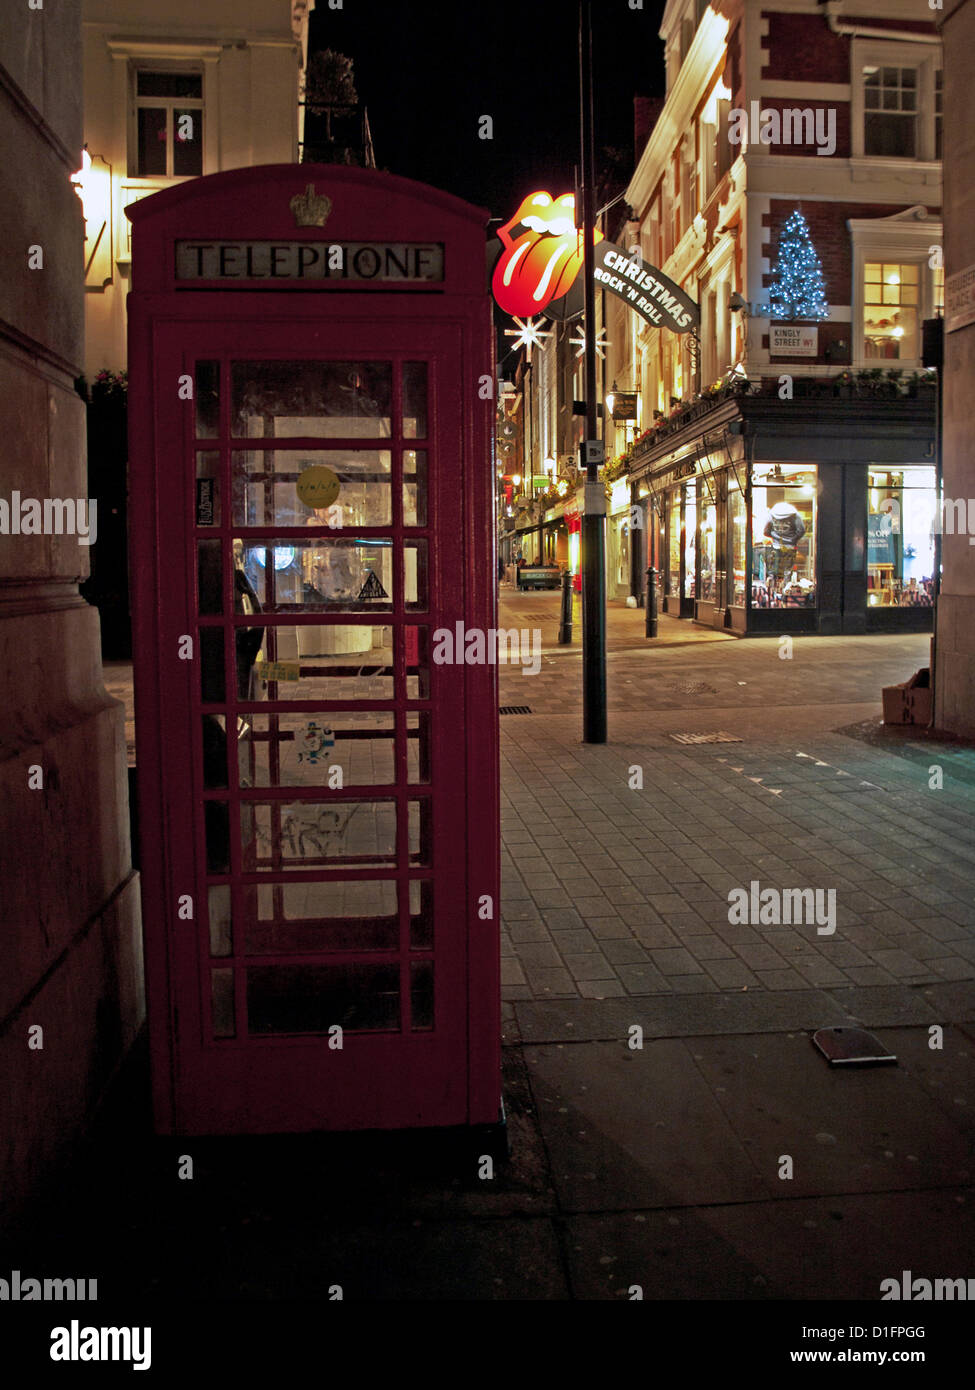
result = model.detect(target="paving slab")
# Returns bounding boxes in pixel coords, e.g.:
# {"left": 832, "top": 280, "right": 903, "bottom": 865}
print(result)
{"left": 688, "top": 1032, "right": 973, "bottom": 1198}
{"left": 564, "top": 1209, "right": 775, "bottom": 1300}
{"left": 824, "top": 984, "right": 943, "bottom": 1027}
{"left": 920, "top": 980, "right": 975, "bottom": 1021}
{"left": 699, "top": 1189, "right": 975, "bottom": 1301}
{"left": 515, "top": 989, "right": 853, "bottom": 1044}
{"left": 879, "top": 1026, "right": 975, "bottom": 1140}
{"left": 525, "top": 1040, "right": 770, "bottom": 1212}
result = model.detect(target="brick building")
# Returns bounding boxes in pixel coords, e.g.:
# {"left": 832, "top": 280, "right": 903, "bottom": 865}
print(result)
{"left": 605, "top": 0, "right": 943, "bottom": 635}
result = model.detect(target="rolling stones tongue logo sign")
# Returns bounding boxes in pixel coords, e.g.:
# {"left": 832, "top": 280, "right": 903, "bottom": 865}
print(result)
{"left": 492, "top": 191, "right": 602, "bottom": 317}
{"left": 492, "top": 189, "right": 700, "bottom": 334}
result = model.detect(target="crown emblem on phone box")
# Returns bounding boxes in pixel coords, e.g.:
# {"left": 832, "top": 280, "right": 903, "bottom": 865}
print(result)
{"left": 290, "top": 184, "right": 332, "bottom": 228}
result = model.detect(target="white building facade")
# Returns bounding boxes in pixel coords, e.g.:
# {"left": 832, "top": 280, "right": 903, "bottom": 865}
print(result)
{"left": 80, "top": 0, "right": 313, "bottom": 374}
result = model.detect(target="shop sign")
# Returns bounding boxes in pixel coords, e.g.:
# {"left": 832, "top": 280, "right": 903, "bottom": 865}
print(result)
{"left": 594, "top": 244, "right": 699, "bottom": 333}
{"left": 769, "top": 324, "right": 818, "bottom": 357}
{"left": 609, "top": 391, "right": 637, "bottom": 420}
{"left": 175, "top": 240, "right": 444, "bottom": 283}
{"left": 491, "top": 190, "right": 699, "bottom": 332}
{"left": 945, "top": 263, "right": 975, "bottom": 334}
{"left": 868, "top": 512, "right": 896, "bottom": 566}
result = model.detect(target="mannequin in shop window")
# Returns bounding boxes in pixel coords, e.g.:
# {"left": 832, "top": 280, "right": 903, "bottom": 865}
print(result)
{"left": 763, "top": 502, "right": 805, "bottom": 599}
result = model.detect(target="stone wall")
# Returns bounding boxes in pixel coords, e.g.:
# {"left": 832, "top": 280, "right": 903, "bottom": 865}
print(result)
{"left": 0, "top": 0, "right": 143, "bottom": 1224}
{"left": 935, "top": 0, "right": 975, "bottom": 736}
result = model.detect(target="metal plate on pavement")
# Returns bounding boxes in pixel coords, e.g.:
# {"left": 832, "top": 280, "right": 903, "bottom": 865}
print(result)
{"left": 812, "top": 1026, "right": 897, "bottom": 1067}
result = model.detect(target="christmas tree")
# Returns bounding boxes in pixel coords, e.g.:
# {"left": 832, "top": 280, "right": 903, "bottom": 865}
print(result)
{"left": 764, "top": 210, "right": 829, "bottom": 320}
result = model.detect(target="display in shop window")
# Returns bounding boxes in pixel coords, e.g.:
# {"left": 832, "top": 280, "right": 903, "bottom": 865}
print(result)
{"left": 751, "top": 466, "right": 817, "bottom": 608}
{"left": 867, "top": 468, "right": 936, "bottom": 607}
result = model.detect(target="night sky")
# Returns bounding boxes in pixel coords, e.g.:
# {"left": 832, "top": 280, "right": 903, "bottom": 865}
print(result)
{"left": 309, "top": 0, "right": 667, "bottom": 221}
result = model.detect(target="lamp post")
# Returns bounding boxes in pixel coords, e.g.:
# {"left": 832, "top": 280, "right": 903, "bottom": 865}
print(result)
{"left": 579, "top": 0, "right": 607, "bottom": 744}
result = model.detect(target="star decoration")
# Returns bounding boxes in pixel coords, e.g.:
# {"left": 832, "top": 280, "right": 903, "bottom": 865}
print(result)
{"left": 570, "top": 325, "right": 610, "bottom": 359}
{"left": 503, "top": 316, "right": 552, "bottom": 360}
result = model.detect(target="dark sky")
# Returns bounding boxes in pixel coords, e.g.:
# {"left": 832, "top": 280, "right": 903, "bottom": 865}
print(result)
{"left": 309, "top": 0, "right": 667, "bottom": 221}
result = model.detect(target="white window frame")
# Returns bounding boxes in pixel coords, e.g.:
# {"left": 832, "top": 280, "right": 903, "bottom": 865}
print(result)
{"left": 108, "top": 39, "right": 220, "bottom": 182}
{"left": 130, "top": 64, "right": 205, "bottom": 179}
{"left": 851, "top": 38, "right": 941, "bottom": 164}
{"left": 848, "top": 212, "right": 943, "bottom": 370}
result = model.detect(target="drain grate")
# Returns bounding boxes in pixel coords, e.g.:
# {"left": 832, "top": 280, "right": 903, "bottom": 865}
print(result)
{"left": 672, "top": 679, "right": 717, "bottom": 694}
{"left": 669, "top": 731, "right": 743, "bottom": 744}
{"left": 499, "top": 706, "right": 532, "bottom": 715}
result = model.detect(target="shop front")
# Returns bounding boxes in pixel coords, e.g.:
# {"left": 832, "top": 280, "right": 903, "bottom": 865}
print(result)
{"left": 631, "top": 397, "right": 936, "bottom": 637}
{"left": 657, "top": 459, "right": 726, "bottom": 624}
{"left": 606, "top": 479, "right": 632, "bottom": 602}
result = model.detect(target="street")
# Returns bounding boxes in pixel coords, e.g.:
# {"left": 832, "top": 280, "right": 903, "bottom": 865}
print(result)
{"left": 16, "top": 607, "right": 973, "bottom": 1307}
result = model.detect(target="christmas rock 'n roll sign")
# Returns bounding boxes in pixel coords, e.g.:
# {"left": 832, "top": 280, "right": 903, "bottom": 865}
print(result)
{"left": 492, "top": 190, "right": 699, "bottom": 334}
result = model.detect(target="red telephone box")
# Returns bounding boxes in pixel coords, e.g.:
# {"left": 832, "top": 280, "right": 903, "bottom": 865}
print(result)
{"left": 127, "top": 165, "right": 499, "bottom": 1135}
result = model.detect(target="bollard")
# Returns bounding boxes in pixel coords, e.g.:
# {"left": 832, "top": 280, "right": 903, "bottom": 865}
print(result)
{"left": 645, "top": 565, "right": 658, "bottom": 638}
{"left": 558, "top": 569, "right": 573, "bottom": 644}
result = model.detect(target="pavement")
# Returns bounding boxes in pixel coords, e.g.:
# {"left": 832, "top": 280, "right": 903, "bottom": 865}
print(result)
{"left": 9, "top": 592, "right": 974, "bottom": 1322}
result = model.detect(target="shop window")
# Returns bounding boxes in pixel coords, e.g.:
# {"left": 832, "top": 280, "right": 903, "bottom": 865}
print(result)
{"left": 751, "top": 465, "right": 817, "bottom": 608}
{"left": 867, "top": 467, "right": 936, "bottom": 608}
{"left": 133, "top": 69, "right": 204, "bottom": 178}
{"left": 863, "top": 262, "right": 918, "bottom": 360}
{"left": 617, "top": 515, "right": 630, "bottom": 588}
{"left": 729, "top": 484, "right": 746, "bottom": 605}
{"left": 683, "top": 483, "right": 697, "bottom": 599}
{"left": 699, "top": 500, "right": 717, "bottom": 602}
{"left": 667, "top": 491, "right": 681, "bottom": 597}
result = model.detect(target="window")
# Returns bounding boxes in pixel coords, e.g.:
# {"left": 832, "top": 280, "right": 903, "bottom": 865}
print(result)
{"left": 683, "top": 482, "right": 696, "bottom": 599}
{"left": 935, "top": 69, "right": 943, "bottom": 161}
{"left": 863, "top": 65, "right": 917, "bottom": 157}
{"left": 701, "top": 79, "right": 733, "bottom": 203}
{"left": 867, "top": 467, "right": 936, "bottom": 608}
{"left": 729, "top": 482, "right": 746, "bottom": 605}
{"left": 863, "top": 262, "right": 918, "bottom": 359}
{"left": 854, "top": 43, "right": 941, "bottom": 162}
{"left": 751, "top": 466, "right": 817, "bottom": 609}
{"left": 681, "top": 141, "right": 698, "bottom": 228}
{"left": 700, "top": 113, "right": 717, "bottom": 201}
{"left": 133, "top": 69, "right": 203, "bottom": 177}
{"left": 642, "top": 214, "right": 659, "bottom": 270}
{"left": 699, "top": 499, "right": 717, "bottom": 602}
{"left": 666, "top": 490, "right": 681, "bottom": 597}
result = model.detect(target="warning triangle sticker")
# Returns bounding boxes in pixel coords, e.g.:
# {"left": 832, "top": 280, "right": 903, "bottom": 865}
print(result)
{"left": 357, "top": 570, "right": 388, "bottom": 600}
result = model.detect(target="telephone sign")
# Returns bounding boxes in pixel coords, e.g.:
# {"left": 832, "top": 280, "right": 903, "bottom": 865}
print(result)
{"left": 127, "top": 165, "right": 500, "bottom": 1136}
